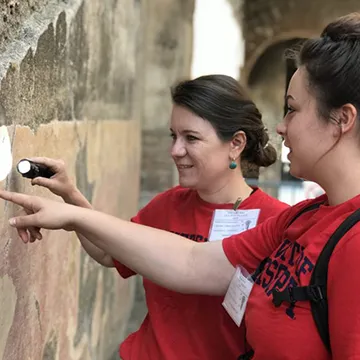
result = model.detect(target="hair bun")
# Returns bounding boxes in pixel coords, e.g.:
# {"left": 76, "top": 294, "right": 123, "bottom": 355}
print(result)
{"left": 321, "top": 13, "right": 360, "bottom": 41}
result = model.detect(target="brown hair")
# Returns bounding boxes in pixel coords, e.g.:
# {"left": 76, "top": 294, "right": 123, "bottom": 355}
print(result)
{"left": 171, "top": 74, "right": 277, "bottom": 167}
{"left": 289, "top": 13, "right": 360, "bottom": 121}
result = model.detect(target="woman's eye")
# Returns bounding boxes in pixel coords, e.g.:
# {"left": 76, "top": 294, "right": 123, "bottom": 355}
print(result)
{"left": 186, "top": 135, "right": 198, "bottom": 142}
{"left": 170, "top": 133, "right": 176, "bottom": 140}
{"left": 286, "top": 105, "right": 295, "bottom": 114}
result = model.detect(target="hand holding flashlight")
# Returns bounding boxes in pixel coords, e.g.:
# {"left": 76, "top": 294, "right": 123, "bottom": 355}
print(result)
{"left": 17, "top": 159, "right": 55, "bottom": 179}
{"left": 16, "top": 157, "right": 77, "bottom": 200}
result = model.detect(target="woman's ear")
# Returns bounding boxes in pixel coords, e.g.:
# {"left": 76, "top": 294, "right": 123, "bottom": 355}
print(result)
{"left": 337, "top": 103, "right": 358, "bottom": 134}
{"left": 230, "top": 131, "right": 247, "bottom": 159}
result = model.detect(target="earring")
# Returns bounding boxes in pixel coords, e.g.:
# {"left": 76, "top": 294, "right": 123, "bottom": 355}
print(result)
{"left": 229, "top": 159, "right": 237, "bottom": 170}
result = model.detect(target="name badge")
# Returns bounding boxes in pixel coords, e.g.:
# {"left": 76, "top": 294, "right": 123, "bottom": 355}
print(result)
{"left": 222, "top": 266, "right": 254, "bottom": 326}
{"left": 208, "top": 209, "right": 260, "bottom": 241}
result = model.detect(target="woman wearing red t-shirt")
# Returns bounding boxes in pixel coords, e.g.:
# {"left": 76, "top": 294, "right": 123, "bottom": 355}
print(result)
{"left": 9, "top": 75, "right": 287, "bottom": 360}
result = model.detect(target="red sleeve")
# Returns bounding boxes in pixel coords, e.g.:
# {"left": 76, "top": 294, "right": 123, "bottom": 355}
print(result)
{"left": 222, "top": 207, "right": 291, "bottom": 273}
{"left": 328, "top": 232, "right": 360, "bottom": 359}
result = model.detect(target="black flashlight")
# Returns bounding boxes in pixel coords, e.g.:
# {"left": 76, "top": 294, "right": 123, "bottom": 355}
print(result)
{"left": 17, "top": 159, "right": 55, "bottom": 179}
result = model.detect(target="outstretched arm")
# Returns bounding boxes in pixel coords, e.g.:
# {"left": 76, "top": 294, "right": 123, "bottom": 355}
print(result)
{"left": 74, "top": 208, "right": 234, "bottom": 294}
{"left": 0, "top": 190, "right": 235, "bottom": 295}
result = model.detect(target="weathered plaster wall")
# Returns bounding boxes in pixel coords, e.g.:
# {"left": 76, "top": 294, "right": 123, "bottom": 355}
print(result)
{"left": 0, "top": 0, "right": 142, "bottom": 359}
{"left": 139, "top": 0, "right": 195, "bottom": 205}
{"left": 1, "top": 122, "right": 140, "bottom": 360}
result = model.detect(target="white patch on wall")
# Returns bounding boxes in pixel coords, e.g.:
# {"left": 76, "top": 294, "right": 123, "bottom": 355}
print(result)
{"left": 0, "top": 126, "right": 12, "bottom": 181}
{"left": 191, "top": 0, "right": 245, "bottom": 79}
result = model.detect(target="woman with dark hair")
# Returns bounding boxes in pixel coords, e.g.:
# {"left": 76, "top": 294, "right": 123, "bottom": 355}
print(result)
{"left": 6, "top": 75, "right": 287, "bottom": 360}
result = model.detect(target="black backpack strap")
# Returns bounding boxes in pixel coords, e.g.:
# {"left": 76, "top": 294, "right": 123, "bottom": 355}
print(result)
{"left": 286, "top": 201, "right": 324, "bottom": 228}
{"left": 251, "top": 201, "right": 324, "bottom": 282}
{"left": 272, "top": 284, "right": 324, "bottom": 307}
{"left": 238, "top": 350, "right": 254, "bottom": 360}
{"left": 271, "top": 208, "right": 360, "bottom": 353}
{"left": 243, "top": 201, "right": 324, "bottom": 359}
{"left": 309, "top": 207, "right": 360, "bottom": 352}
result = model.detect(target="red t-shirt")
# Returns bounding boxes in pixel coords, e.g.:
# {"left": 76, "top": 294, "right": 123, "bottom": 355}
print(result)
{"left": 114, "top": 186, "right": 288, "bottom": 360}
{"left": 223, "top": 193, "right": 360, "bottom": 360}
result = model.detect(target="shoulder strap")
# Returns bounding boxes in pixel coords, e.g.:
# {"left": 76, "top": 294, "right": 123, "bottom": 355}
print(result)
{"left": 309, "top": 207, "right": 360, "bottom": 352}
{"left": 286, "top": 201, "right": 324, "bottom": 228}
{"left": 272, "top": 208, "right": 360, "bottom": 353}
{"left": 252, "top": 201, "right": 323, "bottom": 282}
{"left": 238, "top": 350, "right": 254, "bottom": 360}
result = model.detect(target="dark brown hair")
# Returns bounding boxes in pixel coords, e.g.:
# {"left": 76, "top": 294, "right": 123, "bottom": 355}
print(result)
{"left": 170, "top": 74, "right": 277, "bottom": 167}
{"left": 290, "top": 13, "right": 360, "bottom": 121}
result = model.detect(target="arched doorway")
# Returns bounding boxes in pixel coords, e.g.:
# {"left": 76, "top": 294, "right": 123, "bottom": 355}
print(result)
{"left": 246, "top": 38, "right": 304, "bottom": 198}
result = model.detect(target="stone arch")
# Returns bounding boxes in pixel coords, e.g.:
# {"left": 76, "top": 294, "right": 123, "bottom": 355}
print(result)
{"left": 241, "top": 31, "right": 314, "bottom": 84}
{"left": 242, "top": 0, "right": 360, "bottom": 72}
{"left": 245, "top": 38, "right": 304, "bottom": 195}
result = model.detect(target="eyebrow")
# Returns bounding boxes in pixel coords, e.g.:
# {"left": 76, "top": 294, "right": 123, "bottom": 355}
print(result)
{"left": 285, "top": 94, "right": 295, "bottom": 102}
{"left": 169, "top": 128, "right": 201, "bottom": 135}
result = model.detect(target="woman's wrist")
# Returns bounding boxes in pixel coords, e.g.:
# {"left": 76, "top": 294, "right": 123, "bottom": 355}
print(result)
{"left": 66, "top": 203, "right": 88, "bottom": 232}
{"left": 62, "top": 187, "right": 91, "bottom": 208}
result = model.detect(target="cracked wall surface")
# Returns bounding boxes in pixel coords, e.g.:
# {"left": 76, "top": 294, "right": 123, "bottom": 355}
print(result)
{"left": 0, "top": 0, "right": 142, "bottom": 359}
{"left": 1, "top": 122, "right": 140, "bottom": 360}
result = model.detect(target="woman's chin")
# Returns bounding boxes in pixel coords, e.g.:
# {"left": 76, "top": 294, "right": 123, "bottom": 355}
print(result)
{"left": 178, "top": 178, "right": 196, "bottom": 189}
{"left": 289, "top": 165, "right": 302, "bottom": 180}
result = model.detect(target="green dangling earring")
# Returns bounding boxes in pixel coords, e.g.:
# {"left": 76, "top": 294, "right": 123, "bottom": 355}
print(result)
{"left": 229, "top": 159, "right": 237, "bottom": 170}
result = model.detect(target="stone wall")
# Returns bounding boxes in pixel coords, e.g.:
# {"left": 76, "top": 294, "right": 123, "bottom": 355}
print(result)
{"left": 139, "top": 0, "right": 195, "bottom": 203}
{"left": 242, "top": 0, "right": 360, "bottom": 82}
{"left": 0, "top": 1, "right": 142, "bottom": 359}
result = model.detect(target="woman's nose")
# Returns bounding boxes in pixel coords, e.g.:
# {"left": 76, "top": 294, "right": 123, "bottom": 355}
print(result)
{"left": 276, "top": 120, "right": 286, "bottom": 137}
{"left": 171, "top": 139, "right": 186, "bottom": 158}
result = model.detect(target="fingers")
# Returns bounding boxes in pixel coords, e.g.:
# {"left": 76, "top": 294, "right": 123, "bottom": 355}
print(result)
{"left": 31, "top": 177, "right": 54, "bottom": 188}
{"left": 0, "top": 190, "right": 36, "bottom": 210}
{"left": 29, "top": 227, "right": 42, "bottom": 242}
{"left": 29, "top": 158, "right": 70, "bottom": 194}
{"left": 2, "top": 197, "right": 43, "bottom": 243}
{"left": 26, "top": 214, "right": 42, "bottom": 241}
{"left": 17, "top": 228, "right": 30, "bottom": 243}
{"left": 9, "top": 213, "right": 39, "bottom": 228}
{"left": 23, "top": 209, "right": 42, "bottom": 241}
{"left": 28, "top": 157, "right": 64, "bottom": 172}
{"left": 16, "top": 227, "right": 42, "bottom": 243}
